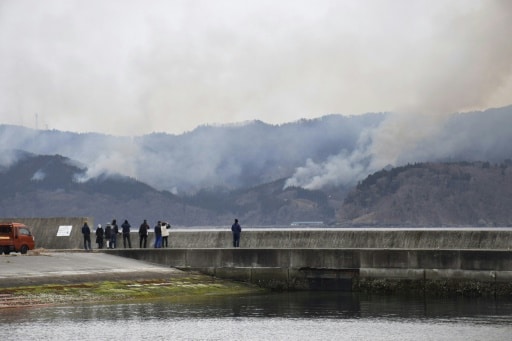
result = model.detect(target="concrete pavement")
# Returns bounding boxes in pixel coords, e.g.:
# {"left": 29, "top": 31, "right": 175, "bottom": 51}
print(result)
{"left": 0, "top": 251, "right": 183, "bottom": 287}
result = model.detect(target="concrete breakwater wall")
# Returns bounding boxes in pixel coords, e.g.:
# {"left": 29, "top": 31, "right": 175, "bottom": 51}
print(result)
{"left": 0, "top": 217, "right": 92, "bottom": 250}
{"left": 2, "top": 218, "right": 512, "bottom": 250}
{"left": 3, "top": 217, "right": 510, "bottom": 296}
{"left": 167, "top": 228, "right": 512, "bottom": 250}
{"left": 112, "top": 248, "right": 512, "bottom": 296}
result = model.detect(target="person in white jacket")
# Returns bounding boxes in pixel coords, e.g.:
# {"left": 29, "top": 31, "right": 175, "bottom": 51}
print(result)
{"left": 161, "top": 222, "right": 170, "bottom": 248}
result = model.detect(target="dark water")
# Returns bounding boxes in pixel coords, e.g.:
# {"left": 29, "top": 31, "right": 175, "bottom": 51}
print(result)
{"left": 2, "top": 292, "right": 512, "bottom": 340}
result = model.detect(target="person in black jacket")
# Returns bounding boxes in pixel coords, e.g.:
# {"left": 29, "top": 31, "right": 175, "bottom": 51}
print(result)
{"left": 104, "top": 224, "right": 112, "bottom": 249}
{"left": 81, "top": 221, "right": 92, "bottom": 251}
{"left": 121, "top": 219, "right": 132, "bottom": 248}
{"left": 95, "top": 224, "right": 104, "bottom": 249}
{"left": 110, "top": 219, "right": 119, "bottom": 249}
{"left": 139, "top": 219, "right": 149, "bottom": 248}
{"left": 231, "top": 218, "right": 241, "bottom": 247}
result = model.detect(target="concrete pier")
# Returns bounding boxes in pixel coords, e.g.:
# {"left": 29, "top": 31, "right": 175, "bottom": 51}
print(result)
{"left": 110, "top": 247, "right": 512, "bottom": 296}
{"left": 109, "top": 227, "right": 512, "bottom": 295}
{"left": 165, "top": 227, "right": 512, "bottom": 250}
{"left": 3, "top": 217, "right": 512, "bottom": 296}
{"left": 5, "top": 218, "right": 511, "bottom": 251}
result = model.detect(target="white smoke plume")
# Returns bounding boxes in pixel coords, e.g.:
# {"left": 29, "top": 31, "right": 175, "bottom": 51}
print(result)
{"left": 31, "top": 170, "right": 46, "bottom": 181}
{"left": 286, "top": 0, "right": 512, "bottom": 189}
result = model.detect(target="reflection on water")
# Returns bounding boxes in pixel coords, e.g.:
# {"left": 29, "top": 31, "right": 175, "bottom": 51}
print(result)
{"left": 2, "top": 292, "right": 512, "bottom": 340}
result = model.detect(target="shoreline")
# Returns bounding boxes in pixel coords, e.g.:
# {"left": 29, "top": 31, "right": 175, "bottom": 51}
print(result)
{"left": 0, "top": 251, "right": 267, "bottom": 308}
{"left": 0, "top": 273, "right": 267, "bottom": 309}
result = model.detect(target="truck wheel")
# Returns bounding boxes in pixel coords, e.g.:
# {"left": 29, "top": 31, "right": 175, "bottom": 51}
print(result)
{"left": 20, "top": 245, "right": 29, "bottom": 254}
{"left": 4, "top": 247, "right": 10, "bottom": 255}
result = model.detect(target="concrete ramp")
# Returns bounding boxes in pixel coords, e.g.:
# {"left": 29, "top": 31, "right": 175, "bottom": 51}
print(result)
{"left": 0, "top": 252, "right": 182, "bottom": 287}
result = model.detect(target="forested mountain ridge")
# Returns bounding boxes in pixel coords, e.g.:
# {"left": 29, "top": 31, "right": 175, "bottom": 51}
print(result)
{"left": 338, "top": 161, "right": 512, "bottom": 227}
{"left": 0, "top": 152, "right": 338, "bottom": 226}
{"left": 1, "top": 105, "right": 512, "bottom": 226}
{"left": 1, "top": 153, "right": 511, "bottom": 227}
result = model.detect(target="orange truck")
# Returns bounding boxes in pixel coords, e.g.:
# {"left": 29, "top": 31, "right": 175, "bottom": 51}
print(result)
{"left": 0, "top": 222, "right": 36, "bottom": 255}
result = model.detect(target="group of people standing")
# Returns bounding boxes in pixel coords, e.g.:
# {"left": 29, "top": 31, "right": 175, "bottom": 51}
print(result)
{"left": 82, "top": 218, "right": 242, "bottom": 251}
{"left": 81, "top": 219, "right": 172, "bottom": 250}
{"left": 137, "top": 220, "right": 170, "bottom": 249}
{"left": 92, "top": 219, "right": 123, "bottom": 249}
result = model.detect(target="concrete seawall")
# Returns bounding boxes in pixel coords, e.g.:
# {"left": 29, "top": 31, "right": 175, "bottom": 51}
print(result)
{"left": 3, "top": 217, "right": 511, "bottom": 250}
{"left": 111, "top": 248, "right": 512, "bottom": 296}
{"left": 166, "top": 228, "right": 512, "bottom": 249}
{"left": 3, "top": 217, "right": 511, "bottom": 295}
{"left": 111, "top": 227, "right": 512, "bottom": 295}
{"left": 0, "top": 217, "right": 92, "bottom": 250}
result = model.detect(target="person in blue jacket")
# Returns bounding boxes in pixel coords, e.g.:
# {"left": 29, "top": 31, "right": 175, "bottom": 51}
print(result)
{"left": 154, "top": 221, "right": 162, "bottom": 248}
{"left": 231, "top": 219, "right": 242, "bottom": 247}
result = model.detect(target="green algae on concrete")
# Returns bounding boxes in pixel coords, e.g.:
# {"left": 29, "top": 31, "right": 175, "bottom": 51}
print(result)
{"left": 0, "top": 273, "right": 267, "bottom": 307}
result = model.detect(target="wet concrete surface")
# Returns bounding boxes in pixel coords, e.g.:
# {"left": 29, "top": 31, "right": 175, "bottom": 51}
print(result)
{"left": 0, "top": 251, "right": 183, "bottom": 287}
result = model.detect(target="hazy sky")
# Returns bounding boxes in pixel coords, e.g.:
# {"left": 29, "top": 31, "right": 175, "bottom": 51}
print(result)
{"left": 1, "top": 0, "right": 511, "bottom": 136}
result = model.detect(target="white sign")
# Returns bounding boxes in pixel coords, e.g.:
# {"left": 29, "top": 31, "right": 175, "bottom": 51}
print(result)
{"left": 57, "top": 225, "right": 73, "bottom": 237}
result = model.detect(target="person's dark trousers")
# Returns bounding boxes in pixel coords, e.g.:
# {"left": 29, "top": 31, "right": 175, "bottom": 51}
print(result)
{"left": 123, "top": 234, "right": 132, "bottom": 248}
{"left": 84, "top": 236, "right": 91, "bottom": 250}
{"left": 139, "top": 235, "right": 147, "bottom": 248}
{"left": 110, "top": 235, "right": 117, "bottom": 249}
{"left": 162, "top": 236, "right": 168, "bottom": 247}
{"left": 233, "top": 233, "right": 240, "bottom": 247}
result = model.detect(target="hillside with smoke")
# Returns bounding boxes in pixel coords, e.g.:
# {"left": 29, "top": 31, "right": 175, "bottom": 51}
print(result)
{"left": 0, "top": 114, "right": 382, "bottom": 194}
{"left": 285, "top": 1, "right": 512, "bottom": 190}
{"left": 2, "top": 1, "right": 512, "bottom": 226}
{"left": 1, "top": 105, "right": 512, "bottom": 196}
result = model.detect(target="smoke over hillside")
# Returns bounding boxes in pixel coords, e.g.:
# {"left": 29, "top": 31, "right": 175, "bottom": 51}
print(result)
{"left": 0, "top": 115, "right": 381, "bottom": 193}
{"left": 1, "top": 104, "right": 512, "bottom": 196}
{"left": 285, "top": 1, "right": 512, "bottom": 190}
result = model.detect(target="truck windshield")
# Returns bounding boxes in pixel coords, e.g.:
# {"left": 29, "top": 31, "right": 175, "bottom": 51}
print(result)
{"left": 19, "top": 228, "right": 31, "bottom": 235}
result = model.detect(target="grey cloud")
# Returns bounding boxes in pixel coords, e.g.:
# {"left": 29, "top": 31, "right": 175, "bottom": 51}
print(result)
{"left": 1, "top": 1, "right": 512, "bottom": 193}
{"left": 4, "top": 1, "right": 508, "bottom": 136}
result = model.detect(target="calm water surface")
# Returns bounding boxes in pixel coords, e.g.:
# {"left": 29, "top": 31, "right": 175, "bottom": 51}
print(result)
{"left": 2, "top": 292, "right": 512, "bottom": 340}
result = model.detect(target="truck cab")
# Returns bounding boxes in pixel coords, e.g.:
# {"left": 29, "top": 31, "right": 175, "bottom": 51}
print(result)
{"left": 0, "top": 222, "right": 36, "bottom": 255}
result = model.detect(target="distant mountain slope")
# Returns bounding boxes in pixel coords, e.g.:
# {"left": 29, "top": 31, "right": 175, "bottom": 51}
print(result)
{"left": 3, "top": 105, "right": 512, "bottom": 197}
{"left": 338, "top": 161, "right": 512, "bottom": 227}
{"left": 0, "top": 152, "right": 227, "bottom": 226}
{"left": 2, "top": 105, "right": 512, "bottom": 226}
{"left": 186, "top": 178, "right": 344, "bottom": 226}
{"left": 1, "top": 106, "right": 512, "bottom": 195}
{"left": 3, "top": 153, "right": 512, "bottom": 227}
{"left": 0, "top": 113, "right": 384, "bottom": 194}
{"left": 0, "top": 153, "right": 338, "bottom": 226}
